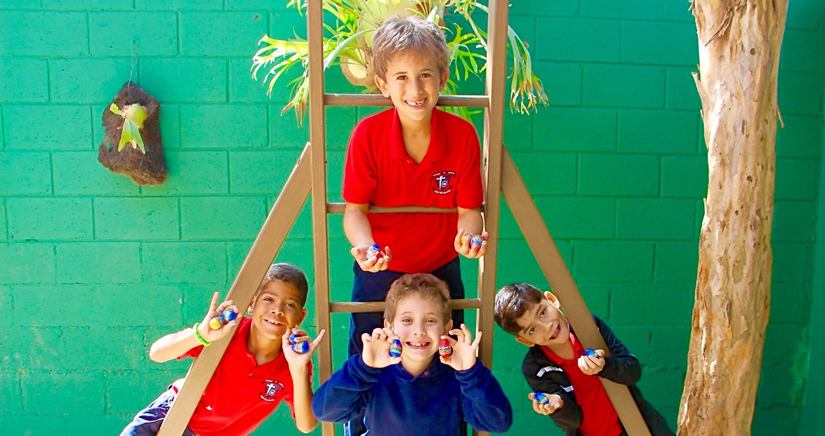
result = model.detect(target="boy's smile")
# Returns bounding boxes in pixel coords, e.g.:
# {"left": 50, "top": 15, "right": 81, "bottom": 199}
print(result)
{"left": 375, "top": 51, "right": 448, "bottom": 129}
{"left": 386, "top": 295, "right": 452, "bottom": 367}
{"left": 514, "top": 296, "right": 570, "bottom": 347}
{"left": 249, "top": 279, "right": 306, "bottom": 341}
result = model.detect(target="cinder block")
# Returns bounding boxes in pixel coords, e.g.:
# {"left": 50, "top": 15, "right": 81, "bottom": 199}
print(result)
{"left": 617, "top": 198, "right": 696, "bottom": 241}
{"left": 786, "top": 0, "right": 822, "bottom": 30}
{"left": 61, "top": 327, "right": 147, "bottom": 369}
{"left": 0, "top": 243, "right": 55, "bottom": 284}
{"left": 22, "top": 371, "right": 106, "bottom": 415}
{"left": 663, "top": 0, "right": 695, "bottom": 22}
{"left": 608, "top": 326, "right": 651, "bottom": 365}
{"left": 180, "top": 196, "right": 266, "bottom": 240}
{"left": 511, "top": 1, "right": 578, "bottom": 16}
{"left": 582, "top": 0, "right": 662, "bottom": 19}
{"left": 771, "top": 283, "right": 811, "bottom": 324}
{"left": 776, "top": 158, "right": 818, "bottom": 201}
{"left": 226, "top": 0, "right": 289, "bottom": 10}
{"left": 0, "top": 59, "right": 48, "bottom": 103}
{"left": 573, "top": 241, "right": 654, "bottom": 283}
{"left": 753, "top": 406, "right": 801, "bottom": 436}
{"left": 0, "top": 152, "right": 52, "bottom": 195}
{"left": 269, "top": 105, "right": 310, "bottom": 149}
{"left": 325, "top": 106, "right": 358, "bottom": 150}
{"left": 53, "top": 151, "right": 140, "bottom": 195}
{"left": 773, "top": 201, "right": 816, "bottom": 242}
{"left": 0, "top": 371, "right": 20, "bottom": 414}
{"left": 763, "top": 323, "right": 808, "bottom": 365}
{"left": 634, "top": 367, "right": 685, "bottom": 412}
{"left": 776, "top": 115, "right": 823, "bottom": 158}
{"left": 621, "top": 22, "right": 698, "bottom": 66}
{"left": 649, "top": 325, "right": 691, "bottom": 367}
{"left": 534, "top": 196, "right": 616, "bottom": 240}
{"left": 661, "top": 156, "right": 708, "bottom": 198}
{"left": 612, "top": 283, "right": 694, "bottom": 326}
{"left": 4, "top": 105, "right": 93, "bottom": 150}
{"left": 584, "top": 64, "right": 666, "bottom": 108}
{"left": 230, "top": 58, "right": 276, "bottom": 103}
{"left": 503, "top": 111, "right": 534, "bottom": 151}
{"left": 781, "top": 29, "right": 825, "bottom": 73}
{"left": 578, "top": 154, "right": 659, "bottom": 196}
{"left": 56, "top": 243, "right": 141, "bottom": 284}
{"left": 779, "top": 71, "right": 823, "bottom": 116}
{"left": 107, "top": 369, "right": 180, "bottom": 414}
{"left": 180, "top": 104, "right": 267, "bottom": 148}
{"left": 89, "top": 12, "right": 177, "bottom": 56}
{"left": 0, "top": 11, "right": 88, "bottom": 56}
{"left": 535, "top": 18, "right": 620, "bottom": 62}
{"left": 229, "top": 150, "right": 301, "bottom": 194}
{"left": 532, "top": 62, "right": 582, "bottom": 107}
{"left": 43, "top": 0, "right": 132, "bottom": 9}
{"left": 0, "top": 417, "right": 65, "bottom": 435}
{"left": 94, "top": 197, "right": 180, "bottom": 240}
{"left": 136, "top": 0, "right": 222, "bottom": 9}
{"left": 533, "top": 108, "right": 616, "bottom": 152}
{"left": 158, "top": 104, "right": 181, "bottom": 149}
{"left": 0, "top": 327, "right": 63, "bottom": 369}
{"left": 140, "top": 151, "right": 229, "bottom": 195}
{"left": 773, "top": 242, "right": 813, "bottom": 284}
{"left": 665, "top": 67, "right": 701, "bottom": 111}
{"left": 496, "top": 238, "right": 569, "bottom": 285}
{"left": 653, "top": 241, "right": 699, "bottom": 283}
{"left": 0, "top": 201, "right": 7, "bottom": 241}
{"left": 511, "top": 152, "right": 576, "bottom": 195}
{"left": 0, "top": 0, "right": 40, "bottom": 8}
{"left": 67, "top": 416, "right": 135, "bottom": 436}
{"left": 268, "top": 10, "right": 308, "bottom": 38}
{"left": 618, "top": 110, "right": 698, "bottom": 154}
{"left": 50, "top": 58, "right": 135, "bottom": 103}
{"left": 142, "top": 242, "right": 227, "bottom": 283}
{"left": 575, "top": 283, "right": 611, "bottom": 319}
{"left": 756, "top": 364, "right": 802, "bottom": 406}
{"left": 7, "top": 197, "right": 93, "bottom": 241}
{"left": 139, "top": 58, "right": 227, "bottom": 103}
{"left": 181, "top": 12, "right": 268, "bottom": 56}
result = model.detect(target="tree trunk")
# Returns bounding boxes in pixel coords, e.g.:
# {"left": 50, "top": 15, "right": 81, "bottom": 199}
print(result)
{"left": 677, "top": 1, "right": 787, "bottom": 435}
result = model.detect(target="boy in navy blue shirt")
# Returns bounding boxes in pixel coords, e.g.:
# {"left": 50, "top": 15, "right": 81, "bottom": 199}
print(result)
{"left": 312, "top": 273, "right": 512, "bottom": 435}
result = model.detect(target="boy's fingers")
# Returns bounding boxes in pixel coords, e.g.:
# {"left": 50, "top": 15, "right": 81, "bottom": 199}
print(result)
{"left": 209, "top": 292, "right": 220, "bottom": 312}
{"left": 351, "top": 246, "right": 364, "bottom": 260}
{"left": 311, "top": 329, "right": 326, "bottom": 346}
{"left": 471, "top": 330, "right": 482, "bottom": 348}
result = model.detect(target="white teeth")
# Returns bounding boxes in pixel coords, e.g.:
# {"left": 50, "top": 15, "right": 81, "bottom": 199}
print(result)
{"left": 408, "top": 101, "right": 424, "bottom": 107}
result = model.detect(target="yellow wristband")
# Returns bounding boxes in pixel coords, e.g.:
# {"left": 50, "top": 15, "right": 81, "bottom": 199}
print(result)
{"left": 193, "top": 323, "right": 211, "bottom": 346}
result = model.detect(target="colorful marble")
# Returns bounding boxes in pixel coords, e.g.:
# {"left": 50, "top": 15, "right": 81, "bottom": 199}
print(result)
{"left": 209, "top": 317, "right": 223, "bottom": 330}
{"left": 534, "top": 392, "right": 550, "bottom": 406}
{"left": 221, "top": 309, "right": 237, "bottom": 323}
{"left": 438, "top": 338, "right": 452, "bottom": 358}
{"left": 389, "top": 339, "right": 402, "bottom": 358}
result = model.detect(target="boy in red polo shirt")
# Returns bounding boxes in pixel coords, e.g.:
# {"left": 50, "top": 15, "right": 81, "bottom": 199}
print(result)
{"left": 342, "top": 17, "right": 486, "bottom": 434}
{"left": 493, "top": 283, "right": 675, "bottom": 436}
{"left": 120, "top": 263, "right": 325, "bottom": 436}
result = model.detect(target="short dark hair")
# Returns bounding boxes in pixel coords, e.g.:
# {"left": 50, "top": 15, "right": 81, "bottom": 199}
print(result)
{"left": 384, "top": 273, "right": 451, "bottom": 324}
{"left": 494, "top": 283, "right": 545, "bottom": 335}
{"left": 257, "top": 263, "right": 309, "bottom": 308}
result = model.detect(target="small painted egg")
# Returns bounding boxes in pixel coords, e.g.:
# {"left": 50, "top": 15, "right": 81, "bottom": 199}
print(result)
{"left": 289, "top": 333, "right": 300, "bottom": 344}
{"left": 461, "top": 234, "right": 471, "bottom": 246}
{"left": 438, "top": 338, "right": 452, "bottom": 358}
{"left": 366, "top": 244, "right": 383, "bottom": 261}
{"left": 535, "top": 392, "right": 550, "bottom": 406}
{"left": 389, "top": 339, "right": 402, "bottom": 358}
{"left": 209, "top": 317, "right": 223, "bottom": 330}
{"left": 585, "top": 348, "right": 599, "bottom": 359}
{"left": 292, "top": 341, "right": 310, "bottom": 354}
{"left": 221, "top": 309, "right": 237, "bottom": 323}
{"left": 470, "top": 235, "right": 483, "bottom": 248}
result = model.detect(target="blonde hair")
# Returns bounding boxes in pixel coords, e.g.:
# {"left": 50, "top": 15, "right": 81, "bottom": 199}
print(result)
{"left": 372, "top": 17, "right": 450, "bottom": 80}
{"left": 384, "top": 273, "right": 451, "bottom": 323}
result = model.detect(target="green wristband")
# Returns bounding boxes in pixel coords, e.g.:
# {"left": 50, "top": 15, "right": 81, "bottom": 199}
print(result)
{"left": 193, "top": 323, "right": 211, "bottom": 346}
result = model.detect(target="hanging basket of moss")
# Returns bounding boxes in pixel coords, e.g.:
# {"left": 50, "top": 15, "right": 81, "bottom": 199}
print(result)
{"left": 98, "top": 81, "right": 168, "bottom": 185}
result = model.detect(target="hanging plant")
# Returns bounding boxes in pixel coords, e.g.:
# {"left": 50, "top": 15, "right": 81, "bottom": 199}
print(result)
{"left": 251, "top": 0, "right": 548, "bottom": 122}
{"left": 109, "top": 102, "right": 148, "bottom": 154}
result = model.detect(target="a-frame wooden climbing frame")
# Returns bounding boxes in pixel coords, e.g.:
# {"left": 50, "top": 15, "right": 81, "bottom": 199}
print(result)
{"left": 158, "top": 1, "right": 652, "bottom": 435}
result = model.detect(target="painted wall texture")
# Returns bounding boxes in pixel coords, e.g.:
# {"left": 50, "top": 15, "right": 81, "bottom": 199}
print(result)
{"left": 1, "top": 0, "right": 823, "bottom": 435}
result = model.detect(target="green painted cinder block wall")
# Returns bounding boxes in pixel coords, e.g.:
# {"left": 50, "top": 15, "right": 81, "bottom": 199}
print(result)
{"left": 1, "top": 1, "right": 823, "bottom": 435}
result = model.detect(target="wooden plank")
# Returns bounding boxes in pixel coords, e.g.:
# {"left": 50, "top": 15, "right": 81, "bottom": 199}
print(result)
{"left": 330, "top": 298, "right": 482, "bottom": 314}
{"left": 158, "top": 145, "right": 313, "bottom": 436}
{"left": 324, "top": 93, "right": 488, "bottom": 108}
{"left": 500, "top": 147, "right": 653, "bottom": 436}
{"left": 306, "top": 1, "right": 335, "bottom": 436}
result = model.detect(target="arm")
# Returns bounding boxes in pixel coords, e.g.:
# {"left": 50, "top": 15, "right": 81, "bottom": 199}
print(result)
{"left": 523, "top": 348, "right": 583, "bottom": 431}
{"left": 311, "top": 355, "right": 380, "bottom": 423}
{"left": 594, "top": 317, "right": 642, "bottom": 385}
{"left": 455, "top": 362, "right": 513, "bottom": 433}
{"left": 283, "top": 329, "right": 326, "bottom": 433}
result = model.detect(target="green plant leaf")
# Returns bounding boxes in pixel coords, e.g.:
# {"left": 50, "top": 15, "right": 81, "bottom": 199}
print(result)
{"left": 109, "top": 103, "right": 123, "bottom": 116}
{"left": 119, "top": 119, "right": 146, "bottom": 154}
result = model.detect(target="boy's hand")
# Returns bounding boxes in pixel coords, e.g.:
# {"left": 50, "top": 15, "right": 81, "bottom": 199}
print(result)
{"left": 528, "top": 392, "right": 564, "bottom": 415}
{"left": 454, "top": 229, "right": 488, "bottom": 259}
{"left": 578, "top": 349, "right": 606, "bottom": 375}
{"left": 361, "top": 327, "right": 401, "bottom": 369}
{"left": 198, "top": 292, "right": 239, "bottom": 343}
{"left": 282, "top": 328, "right": 326, "bottom": 371}
{"left": 351, "top": 245, "right": 392, "bottom": 272}
{"left": 440, "top": 324, "right": 481, "bottom": 371}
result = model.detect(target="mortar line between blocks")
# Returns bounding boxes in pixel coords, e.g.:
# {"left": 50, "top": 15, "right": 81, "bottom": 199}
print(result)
{"left": 86, "top": 12, "right": 91, "bottom": 55}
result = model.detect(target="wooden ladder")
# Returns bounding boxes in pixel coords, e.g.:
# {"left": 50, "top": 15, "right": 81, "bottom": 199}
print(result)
{"left": 158, "top": 1, "right": 652, "bottom": 435}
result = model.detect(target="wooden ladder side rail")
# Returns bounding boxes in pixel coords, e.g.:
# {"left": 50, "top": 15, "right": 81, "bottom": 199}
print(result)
{"left": 324, "top": 93, "right": 489, "bottom": 107}
{"left": 500, "top": 147, "right": 653, "bottom": 436}
{"left": 157, "top": 146, "right": 314, "bottom": 436}
{"left": 306, "top": 1, "right": 335, "bottom": 436}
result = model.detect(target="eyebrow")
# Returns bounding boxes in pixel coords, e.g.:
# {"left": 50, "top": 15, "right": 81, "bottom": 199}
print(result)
{"left": 519, "top": 304, "right": 542, "bottom": 336}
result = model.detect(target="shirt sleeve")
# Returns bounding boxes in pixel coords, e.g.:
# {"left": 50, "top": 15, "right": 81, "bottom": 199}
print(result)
{"left": 177, "top": 345, "right": 204, "bottom": 360}
{"left": 342, "top": 122, "right": 377, "bottom": 205}
{"left": 455, "top": 361, "right": 513, "bottom": 433}
{"left": 523, "top": 348, "right": 583, "bottom": 431}
{"left": 595, "top": 317, "right": 642, "bottom": 385}
{"left": 311, "top": 355, "right": 379, "bottom": 423}
{"left": 455, "top": 123, "right": 483, "bottom": 209}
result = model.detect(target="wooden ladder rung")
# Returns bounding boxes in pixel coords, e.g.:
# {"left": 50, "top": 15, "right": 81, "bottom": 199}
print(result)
{"left": 324, "top": 93, "right": 489, "bottom": 108}
{"left": 330, "top": 298, "right": 482, "bottom": 313}
{"left": 325, "top": 203, "right": 486, "bottom": 214}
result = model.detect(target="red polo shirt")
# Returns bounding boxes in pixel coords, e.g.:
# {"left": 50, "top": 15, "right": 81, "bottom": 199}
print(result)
{"left": 540, "top": 334, "right": 623, "bottom": 436}
{"left": 342, "top": 107, "right": 483, "bottom": 273}
{"left": 177, "top": 317, "right": 310, "bottom": 436}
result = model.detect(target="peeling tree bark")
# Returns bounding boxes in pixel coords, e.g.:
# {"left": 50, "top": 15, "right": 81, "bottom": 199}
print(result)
{"left": 678, "top": 1, "right": 787, "bottom": 435}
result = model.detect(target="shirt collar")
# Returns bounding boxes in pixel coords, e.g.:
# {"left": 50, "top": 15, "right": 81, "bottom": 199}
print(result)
{"left": 390, "top": 355, "right": 450, "bottom": 382}
{"left": 388, "top": 107, "right": 448, "bottom": 163}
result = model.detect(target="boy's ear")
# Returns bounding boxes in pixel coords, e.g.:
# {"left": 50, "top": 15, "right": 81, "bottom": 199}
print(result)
{"left": 445, "top": 319, "right": 453, "bottom": 333}
{"left": 544, "top": 291, "right": 561, "bottom": 309}
{"left": 296, "top": 308, "right": 307, "bottom": 327}
{"left": 515, "top": 336, "right": 535, "bottom": 347}
{"left": 439, "top": 69, "right": 449, "bottom": 91}
{"left": 384, "top": 318, "right": 392, "bottom": 329}
{"left": 374, "top": 74, "right": 390, "bottom": 97}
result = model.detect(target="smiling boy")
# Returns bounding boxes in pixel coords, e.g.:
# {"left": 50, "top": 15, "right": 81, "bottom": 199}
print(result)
{"left": 311, "top": 273, "right": 512, "bottom": 436}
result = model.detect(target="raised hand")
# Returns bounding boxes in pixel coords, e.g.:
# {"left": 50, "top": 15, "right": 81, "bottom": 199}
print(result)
{"left": 528, "top": 392, "right": 564, "bottom": 415}
{"left": 282, "top": 328, "right": 326, "bottom": 370}
{"left": 440, "top": 323, "right": 481, "bottom": 371}
{"left": 454, "top": 229, "right": 488, "bottom": 259}
{"left": 198, "top": 292, "right": 239, "bottom": 343}
{"left": 578, "top": 349, "right": 605, "bottom": 375}
{"left": 351, "top": 245, "right": 392, "bottom": 273}
{"left": 361, "top": 327, "right": 402, "bottom": 369}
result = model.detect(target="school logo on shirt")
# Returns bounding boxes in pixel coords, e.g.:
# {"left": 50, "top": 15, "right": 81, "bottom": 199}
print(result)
{"left": 431, "top": 171, "right": 456, "bottom": 195}
{"left": 260, "top": 380, "right": 284, "bottom": 402}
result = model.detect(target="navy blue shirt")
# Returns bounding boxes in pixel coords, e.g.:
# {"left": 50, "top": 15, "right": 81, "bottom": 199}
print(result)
{"left": 312, "top": 355, "right": 513, "bottom": 435}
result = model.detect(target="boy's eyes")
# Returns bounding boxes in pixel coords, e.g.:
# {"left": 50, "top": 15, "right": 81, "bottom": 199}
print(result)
{"left": 528, "top": 327, "right": 535, "bottom": 336}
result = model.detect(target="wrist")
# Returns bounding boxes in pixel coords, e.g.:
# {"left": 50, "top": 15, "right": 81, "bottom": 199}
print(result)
{"left": 193, "top": 323, "right": 211, "bottom": 346}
